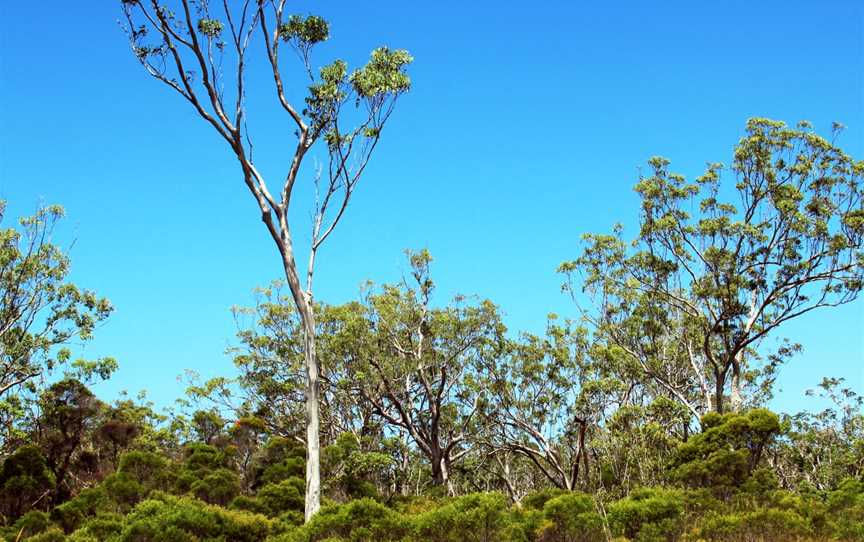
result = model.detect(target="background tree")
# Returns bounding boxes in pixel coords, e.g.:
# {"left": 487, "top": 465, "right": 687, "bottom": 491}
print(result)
{"left": 561, "top": 118, "right": 864, "bottom": 414}
{"left": 120, "top": 0, "right": 412, "bottom": 520}
{"left": 34, "top": 379, "right": 103, "bottom": 505}
{"left": 773, "top": 377, "right": 864, "bottom": 490}
{"left": 338, "top": 251, "right": 504, "bottom": 494}
{"left": 481, "top": 317, "right": 597, "bottom": 492}
{"left": 0, "top": 202, "right": 113, "bottom": 450}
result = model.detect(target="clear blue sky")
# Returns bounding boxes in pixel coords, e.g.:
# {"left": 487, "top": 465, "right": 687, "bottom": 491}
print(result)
{"left": 1, "top": 1, "right": 862, "bottom": 414}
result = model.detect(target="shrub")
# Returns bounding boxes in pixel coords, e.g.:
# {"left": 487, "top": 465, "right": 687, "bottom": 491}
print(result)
{"left": 103, "top": 472, "right": 145, "bottom": 511}
{"left": 537, "top": 492, "right": 604, "bottom": 542}
{"left": 8, "top": 510, "right": 54, "bottom": 539}
{"left": 117, "top": 451, "right": 173, "bottom": 492}
{"left": 190, "top": 468, "right": 240, "bottom": 506}
{"left": 672, "top": 410, "right": 780, "bottom": 499}
{"left": 411, "top": 492, "right": 513, "bottom": 542}
{"left": 257, "top": 478, "right": 305, "bottom": 517}
{"left": 51, "top": 486, "right": 111, "bottom": 533}
{"left": 0, "top": 445, "right": 55, "bottom": 520}
{"left": 67, "top": 513, "right": 124, "bottom": 541}
{"left": 115, "top": 492, "right": 272, "bottom": 542}
{"left": 252, "top": 438, "right": 306, "bottom": 489}
{"left": 825, "top": 478, "right": 864, "bottom": 541}
{"left": 521, "top": 488, "right": 568, "bottom": 511}
{"left": 692, "top": 508, "right": 812, "bottom": 542}
{"left": 607, "top": 487, "right": 684, "bottom": 542}
{"left": 274, "top": 498, "right": 407, "bottom": 542}
{"left": 24, "top": 527, "right": 67, "bottom": 542}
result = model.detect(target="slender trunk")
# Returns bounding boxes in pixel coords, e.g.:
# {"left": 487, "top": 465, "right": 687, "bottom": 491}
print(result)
{"left": 400, "top": 432, "right": 410, "bottom": 497}
{"left": 580, "top": 433, "right": 590, "bottom": 487}
{"left": 303, "top": 310, "right": 321, "bottom": 521}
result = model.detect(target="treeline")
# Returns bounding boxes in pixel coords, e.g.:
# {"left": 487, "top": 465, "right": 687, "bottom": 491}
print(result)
{"left": 1, "top": 117, "right": 863, "bottom": 541}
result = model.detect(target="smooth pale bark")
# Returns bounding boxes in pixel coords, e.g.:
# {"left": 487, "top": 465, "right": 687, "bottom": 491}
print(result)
{"left": 302, "top": 311, "right": 321, "bottom": 520}
{"left": 278, "top": 246, "right": 322, "bottom": 521}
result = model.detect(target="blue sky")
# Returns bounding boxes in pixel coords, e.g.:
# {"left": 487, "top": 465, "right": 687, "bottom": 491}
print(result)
{"left": 1, "top": 1, "right": 862, "bottom": 414}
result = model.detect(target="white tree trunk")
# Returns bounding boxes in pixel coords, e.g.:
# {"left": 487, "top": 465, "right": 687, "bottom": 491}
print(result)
{"left": 303, "top": 310, "right": 321, "bottom": 521}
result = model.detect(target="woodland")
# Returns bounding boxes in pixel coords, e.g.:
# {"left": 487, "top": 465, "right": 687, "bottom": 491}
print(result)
{"left": 0, "top": 1, "right": 863, "bottom": 541}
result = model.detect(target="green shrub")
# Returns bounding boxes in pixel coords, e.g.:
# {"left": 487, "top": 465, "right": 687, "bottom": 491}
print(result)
{"left": 0, "top": 445, "right": 55, "bottom": 521}
{"left": 252, "top": 438, "right": 306, "bottom": 489}
{"left": 51, "top": 486, "right": 111, "bottom": 533}
{"left": 275, "top": 498, "right": 407, "bottom": 542}
{"left": 9, "top": 510, "right": 54, "bottom": 540}
{"left": 103, "top": 472, "right": 145, "bottom": 511}
{"left": 825, "top": 478, "right": 864, "bottom": 541}
{"left": 537, "top": 492, "right": 604, "bottom": 542}
{"left": 66, "top": 513, "right": 124, "bottom": 541}
{"left": 24, "top": 527, "right": 67, "bottom": 542}
{"left": 692, "top": 508, "right": 812, "bottom": 542}
{"left": 190, "top": 468, "right": 240, "bottom": 506}
{"left": 256, "top": 478, "right": 305, "bottom": 517}
{"left": 521, "top": 488, "right": 568, "bottom": 511}
{"left": 411, "top": 492, "right": 513, "bottom": 542}
{"left": 607, "top": 487, "right": 684, "bottom": 542}
{"left": 117, "top": 451, "right": 173, "bottom": 493}
{"left": 115, "top": 492, "right": 271, "bottom": 542}
{"left": 231, "top": 494, "right": 270, "bottom": 515}
{"left": 672, "top": 410, "right": 780, "bottom": 499}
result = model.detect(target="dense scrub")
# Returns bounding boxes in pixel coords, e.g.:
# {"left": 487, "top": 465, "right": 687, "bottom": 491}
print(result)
{"left": 3, "top": 478, "right": 863, "bottom": 541}
{"left": 1, "top": 409, "right": 862, "bottom": 541}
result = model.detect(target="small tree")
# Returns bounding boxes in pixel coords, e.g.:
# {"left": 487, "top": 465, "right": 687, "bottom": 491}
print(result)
{"left": 562, "top": 119, "right": 863, "bottom": 414}
{"left": 119, "top": 0, "right": 412, "bottom": 520}
{"left": 349, "top": 251, "right": 504, "bottom": 494}
{"left": 0, "top": 202, "right": 114, "bottom": 450}
{"left": 481, "top": 317, "right": 599, "bottom": 491}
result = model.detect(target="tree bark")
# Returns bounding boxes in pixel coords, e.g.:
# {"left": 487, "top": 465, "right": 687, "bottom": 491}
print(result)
{"left": 714, "top": 368, "right": 726, "bottom": 414}
{"left": 302, "top": 306, "right": 321, "bottom": 521}
{"left": 431, "top": 453, "right": 454, "bottom": 495}
{"left": 730, "top": 353, "right": 743, "bottom": 412}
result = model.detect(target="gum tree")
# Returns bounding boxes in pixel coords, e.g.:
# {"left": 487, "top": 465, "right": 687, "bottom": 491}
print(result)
{"left": 119, "top": 0, "right": 412, "bottom": 519}
{"left": 562, "top": 119, "right": 864, "bottom": 414}
{"left": 338, "top": 251, "right": 504, "bottom": 494}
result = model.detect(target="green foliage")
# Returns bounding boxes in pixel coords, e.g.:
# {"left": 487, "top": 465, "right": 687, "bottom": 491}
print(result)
{"left": 349, "top": 48, "right": 413, "bottom": 98}
{"left": 275, "top": 498, "right": 406, "bottom": 542}
{"left": 0, "top": 445, "right": 55, "bottom": 520}
{"left": 255, "top": 478, "right": 304, "bottom": 518}
{"left": 323, "top": 433, "right": 393, "bottom": 500}
{"left": 67, "top": 513, "right": 124, "bottom": 541}
{"left": 279, "top": 15, "right": 329, "bottom": 45}
{"left": 672, "top": 409, "right": 780, "bottom": 496}
{"left": 196, "top": 18, "right": 223, "bottom": 37}
{"left": 0, "top": 202, "right": 113, "bottom": 448}
{"left": 691, "top": 508, "right": 812, "bottom": 542}
{"left": 24, "top": 527, "right": 67, "bottom": 541}
{"left": 109, "top": 492, "right": 272, "bottom": 542}
{"left": 6, "top": 510, "right": 53, "bottom": 540}
{"left": 51, "top": 486, "right": 110, "bottom": 533}
{"left": 825, "top": 478, "right": 864, "bottom": 541}
{"left": 537, "top": 492, "right": 604, "bottom": 542}
{"left": 252, "top": 438, "right": 306, "bottom": 489}
{"left": 607, "top": 488, "right": 685, "bottom": 541}
{"left": 521, "top": 488, "right": 568, "bottom": 511}
{"left": 411, "top": 493, "right": 512, "bottom": 542}
{"left": 190, "top": 468, "right": 240, "bottom": 507}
